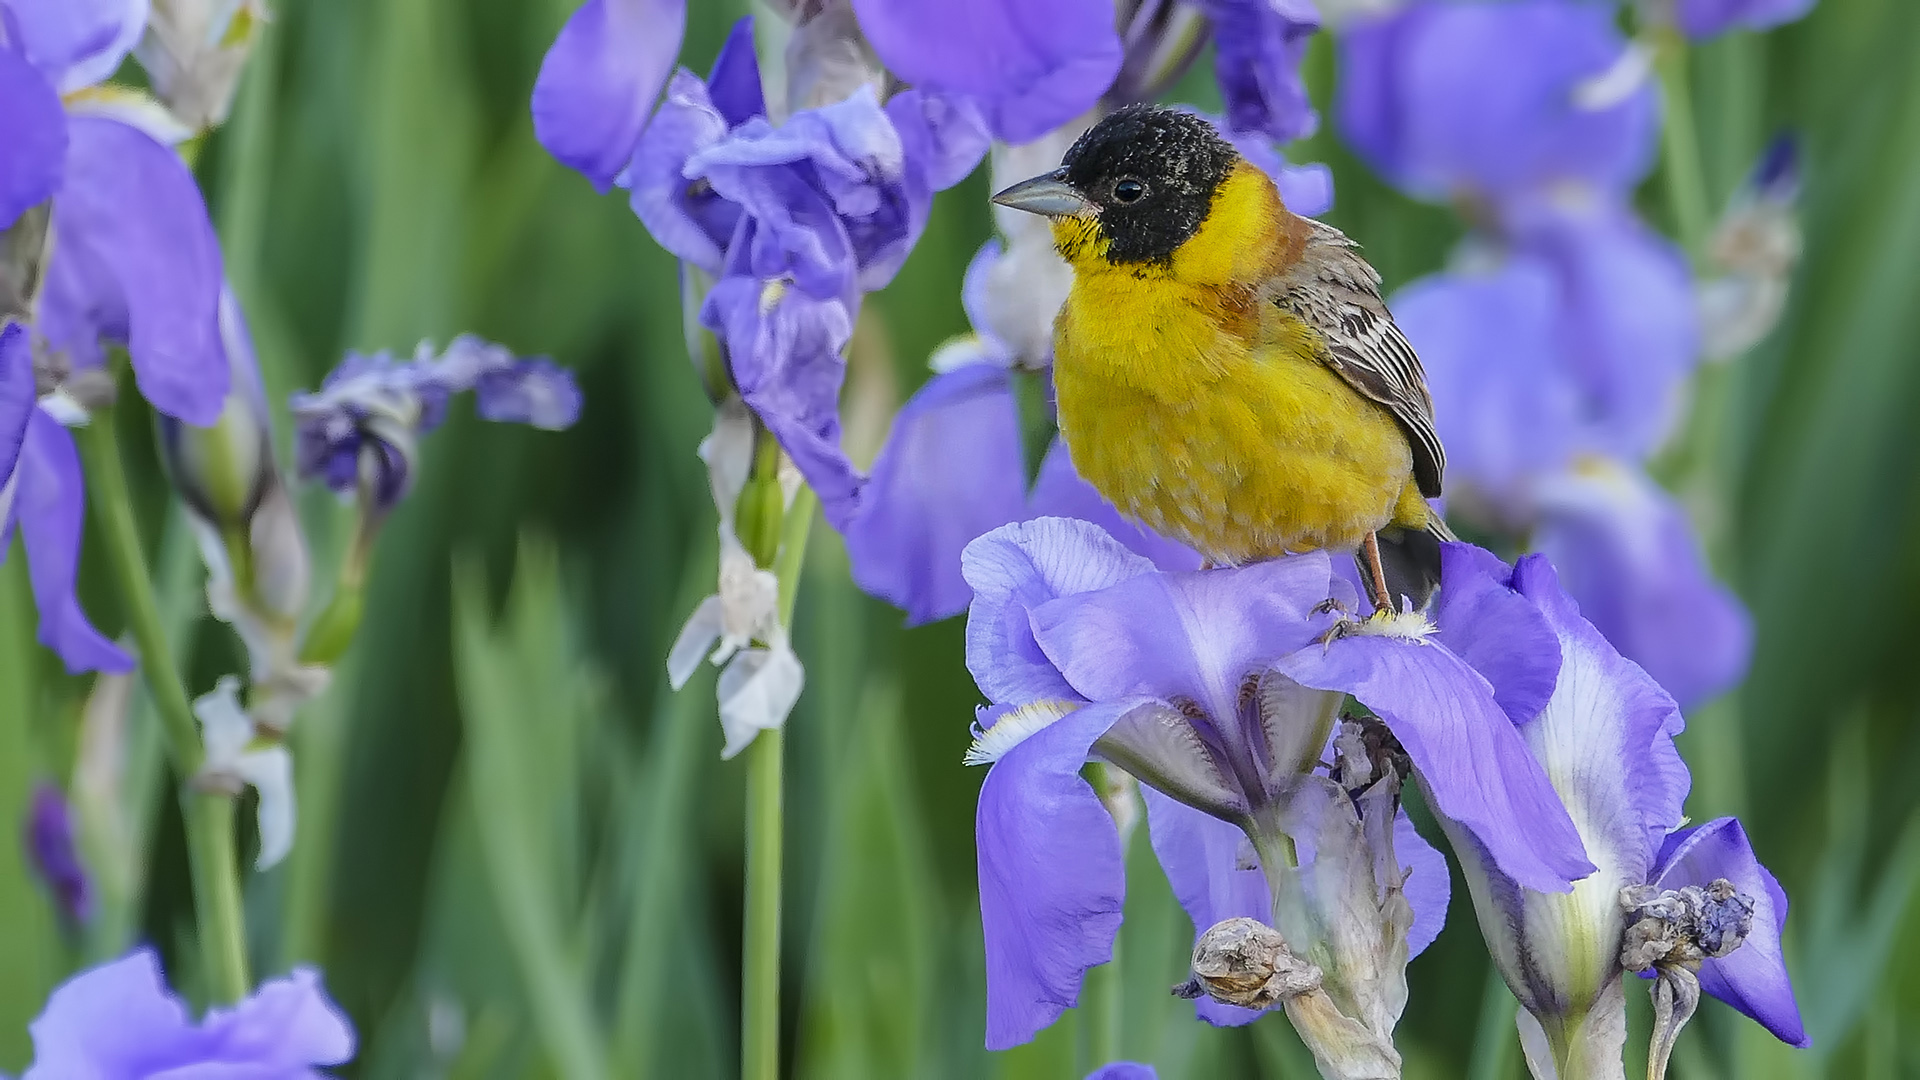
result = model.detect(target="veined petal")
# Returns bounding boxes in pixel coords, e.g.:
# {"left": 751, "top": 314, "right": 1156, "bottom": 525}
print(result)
{"left": 1650, "top": 818, "right": 1807, "bottom": 1047}
{"left": 1142, "top": 786, "right": 1269, "bottom": 1028}
{"left": 1431, "top": 542, "right": 1562, "bottom": 727}
{"left": 852, "top": 0, "right": 1121, "bottom": 144}
{"left": 0, "top": 44, "right": 65, "bottom": 229}
{"left": 531, "top": 0, "right": 686, "bottom": 191}
{"left": 961, "top": 517, "right": 1158, "bottom": 706}
{"left": 978, "top": 699, "right": 1136, "bottom": 1049}
{"left": 844, "top": 364, "right": 1028, "bottom": 625}
{"left": 1, "top": 0, "right": 148, "bottom": 93}
{"left": 17, "top": 412, "right": 132, "bottom": 673}
{"left": 1274, "top": 634, "right": 1594, "bottom": 893}
{"left": 628, "top": 70, "right": 740, "bottom": 274}
{"left": 1397, "top": 808, "right": 1450, "bottom": 959}
{"left": 47, "top": 116, "right": 226, "bottom": 424}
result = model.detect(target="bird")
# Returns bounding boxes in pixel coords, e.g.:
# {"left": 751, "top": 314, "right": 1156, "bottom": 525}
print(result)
{"left": 991, "top": 104, "right": 1452, "bottom": 615}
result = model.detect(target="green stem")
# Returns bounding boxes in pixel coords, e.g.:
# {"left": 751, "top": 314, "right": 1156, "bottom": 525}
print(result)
{"left": 742, "top": 481, "right": 816, "bottom": 1080}
{"left": 1467, "top": 964, "right": 1519, "bottom": 1080}
{"left": 76, "top": 406, "right": 251, "bottom": 1002}
{"left": 1657, "top": 32, "right": 1714, "bottom": 260}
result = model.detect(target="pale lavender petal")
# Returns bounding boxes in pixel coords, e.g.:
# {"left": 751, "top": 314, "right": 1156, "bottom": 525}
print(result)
{"left": 1194, "top": 0, "right": 1321, "bottom": 143}
{"left": 1274, "top": 635, "right": 1593, "bottom": 893}
{"left": 702, "top": 268, "right": 862, "bottom": 527}
{"left": 17, "top": 412, "right": 131, "bottom": 673}
{"left": 473, "top": 357, "right": 584, "bottom": 429}
{"left": 1650, "top": 817, "right": 1807, "bottom": 1047}
{"left": 0, "top": 44, "right": 65, "bottom": 228}
{"left": 887, "top": 88, "right": 991, "bottom": 193}
{"left": 1675, "top": 0, "right": 1817, "bottom": 38}
{"left": 978, "top": 700, "right": 1135, "bottom": 1049}
{"left": 531, "top": 0, "right": 686, "bottom": 191}
{"left": 1142, "top": 786, "right": 1268, "bottom": 1027}
{"left": 1430, "top": 542, "right": 1562, "bottom": 727}
{"left": 1397, "top": 808, "right": 1450, "bottom": 959}
{"left": 1, "top": 0, "right": 148, "bottom": 92}
{"left": 1030, "top": 554, "right": 1338, "bottom": 723}
{"left": 845, "top": 364, "right": 1028, "bottom": 625}
{"left": 961, "top": 517, "right": 1157, "bottom": 706}
{"left": 1504, "top": 200, "right": 1698, "bottom": 460}
{"left": 1087, "top": 1064, "right": 1157, "bottom": 1080}
{"left": 24, "top": 948, "right": 354, "bottom": 1076}
{"left": 1337, "top": 1, "right": 1658, "bottom": 200}
{"left": 1030, "top": 440, "right": 1203, "bottom": 573}
{"left": 0, "top": 322, "right": 31, "bottom": 498}
{"left": 1532, "top": 462, "right": 1752, "bottom": 707}
{"left": 1392, "top": 258, "right": 1579, "bottom": 513}
{"left": 46, "top": 116, "right": 226, "bottom": 424}
{"left": 852, "top": 0, "right": 1122, "bottom": 144}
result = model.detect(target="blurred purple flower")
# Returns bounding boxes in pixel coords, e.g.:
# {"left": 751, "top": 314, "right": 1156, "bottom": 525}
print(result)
{"left": 23, "top": 948, "right": 355, "bottom": 1079}
{"left": 2, "top": 1, "right": 229, "bottom": 426}
{"left": 1430, "top": 545, "right": 1802, "bottom": 1054}
{"left": 1671, "top": 0, "right": 1817, "bottom": 39}
{"left": 1088, "top": 1064, "right": 1157, "bottom": 1080}
{"left": 1337, "top": 0, "right": 1658, "bottom": 203}
{"left": 290, "top": 336, "right": 581, "bottom": 515}
{"left": 25, "top": 782, "right": 91, "bottom": 924}
{"left": 1193, "top": 0, "right": 1321, "bottom": 143}
{"left": 1532, "top": 461, "right": 1752, "bottom": 707}
{"left": 532, "top": 0, "right": 687, "bottom": 190}
{"left": 851, "top": 0, "right": 1122, "bottom": 144}
{"left": 961, "top": 519, "right": 1586, "bottom": 1047}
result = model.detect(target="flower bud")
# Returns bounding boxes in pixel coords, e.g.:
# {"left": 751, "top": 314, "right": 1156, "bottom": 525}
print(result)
{"left": 1175, "top": 917, "right": 1323, "bottom": 1010}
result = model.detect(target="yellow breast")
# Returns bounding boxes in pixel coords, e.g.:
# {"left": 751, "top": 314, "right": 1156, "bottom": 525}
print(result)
{"left": 1048, "top": 164, "right": 1422, "bottom": 563}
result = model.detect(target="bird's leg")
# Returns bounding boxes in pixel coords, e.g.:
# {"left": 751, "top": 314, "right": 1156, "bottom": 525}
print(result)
{"left": 1362, "top": 531, "right": 1394, "bottom": 616}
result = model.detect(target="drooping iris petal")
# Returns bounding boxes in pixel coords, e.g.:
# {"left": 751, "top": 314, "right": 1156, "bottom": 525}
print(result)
{"left": 1674, "top": 0, "right": 1817, "bottom": 39}
{"left": 1649, "top": 817, "right": 1808, "bottom": 1047}
{"left": 1031, "top": 554, "right": 1338, "bottom": 726}
{"left": 1505, "top": 199, "right": 1699, "bottom": 460}
{"left": 1031, "top": 440, "right": 1203, "bottom": 573}
{"left": 1193, "top": 0, "right": 1321, "bottom": 143}
{"left": 1431, "top": 543, "right": 1562, "bottom": 727}
{"left": 24, "top": 948, "right": 354, "bottom": 1077}
{"left": 961, "top": 517, "right": 1158, "bottom": 706}
{"left": 1337, "top": 0, "right": 1658, "bottom": 201}
{"left": 852, "top": 0, "right": 1122, "bottom": 144}
{"left": 1393, "top": 256, "right": 1579, "bottom": 516}
{"left": 1274, "top": 631, "right": 1594, "bottom": 894}
{"left": 0, "top": 322, "right": 32, "bottom": 504}
{"left": 16, "top": 413, "right": 132, "bottom": 674}
{"left": 531, "top": 0, "right": 687, "bottom": 191}
{"left": 978, "top": 700, "right": 1139, "bottom": 1050}
{"left": 43, "top": 116, "right": 226, "bottom": 425}
{"left": 473, "top": 357, "right": 584, "bottom": 429}
{"left": 1, "top": 0, "right": 149, "bottom": 93}
{"left": 702, "top": 272, "right": 862, "bottom": 529}
{"left": 1396, "top": 810, "right": 1450, "bottom": 959}
{"left": 1532, "top": 462, "right": 1752, "bottom": 707}
{"left": 1142, "top": 787, "right": 1269, "bottom": 1028}
{"left": 0, "top": 45, "right": 66, "bottom": 230}
{"left": 845, "top": 363, "right": 1028, "bottom": 625}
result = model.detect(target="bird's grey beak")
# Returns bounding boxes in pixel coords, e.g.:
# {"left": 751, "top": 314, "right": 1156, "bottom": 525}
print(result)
{"left": 991, "top": 170, "right": 1096, "bottom": 218}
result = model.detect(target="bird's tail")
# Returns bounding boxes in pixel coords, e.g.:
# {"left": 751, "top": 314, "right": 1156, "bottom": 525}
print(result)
{"left": 1366, "top": 516, "right": 1455, "bottom": 613}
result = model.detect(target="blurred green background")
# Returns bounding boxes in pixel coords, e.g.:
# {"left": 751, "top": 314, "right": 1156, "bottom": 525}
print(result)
{"left": 5, "top": 0, "right": 1920, "bottom": 1075}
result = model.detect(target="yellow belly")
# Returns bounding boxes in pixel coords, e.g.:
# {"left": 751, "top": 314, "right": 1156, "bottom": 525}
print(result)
{"left": 1054, "top": 278, "right": 1424, "bottom": 565}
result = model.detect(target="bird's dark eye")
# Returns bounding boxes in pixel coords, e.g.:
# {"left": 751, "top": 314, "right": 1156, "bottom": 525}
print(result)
{"left": 1113, "top": 177, "right": 1146, "bottom": 204}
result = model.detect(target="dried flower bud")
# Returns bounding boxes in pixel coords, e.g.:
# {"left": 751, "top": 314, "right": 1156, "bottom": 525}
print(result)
{"left": 1619, "top": 878, "right": 1754, "bottom": 973}
{"left": 1173, "top": 917, "right": 1323, "bottom": 1010}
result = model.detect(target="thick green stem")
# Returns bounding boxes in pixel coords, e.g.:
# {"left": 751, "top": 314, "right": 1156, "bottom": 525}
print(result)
{"left": 77, "top": 406, "right": 252, "bottom": 1002}
{"left": 741, "top": 477, "right": 815, "bottom": 1080}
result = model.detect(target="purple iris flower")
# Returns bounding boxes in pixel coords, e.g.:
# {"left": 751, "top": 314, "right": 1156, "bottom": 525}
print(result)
{"left": 851, "top": 0, "right": 1123, "bottom": 144}
{"left": 23, "top": 948, "right": 355, "bottom": 1078}
{"left": 25, "top": 782, "right": 91, "bottom": 924}
{"left": 1670, "top": 0, "right": 1818, "bottom": 39}
{"left": 1088, "top": 1064, "right": 1157, "bottom": 1080}
{"left": 290, "top": 336, "right": 581, "bottom": 515}
{"left": 532, "top": 0, "right": 687, "bottom": 191}
{"left": 2, "top": 0, "right": 230, "bottom": 426}
{"left": 961, "top": 518, "right": 1590, "bottom": 1048}
{"left": 1192, "top": 0, "right": 1322, "bottom": 143}
{"left": 1337, "top": 0, "right": 1659, "bottom": 203}
{"left": 1430, "top": 545, "right": 1804, "bottom": 1060}
{"left": 0, "top": 321, "right": 132, "bottom": 673}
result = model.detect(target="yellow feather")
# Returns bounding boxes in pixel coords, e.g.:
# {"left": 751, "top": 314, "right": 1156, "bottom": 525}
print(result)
{"left": 1050, "top": 163, "right": 1429, "bottom": 565}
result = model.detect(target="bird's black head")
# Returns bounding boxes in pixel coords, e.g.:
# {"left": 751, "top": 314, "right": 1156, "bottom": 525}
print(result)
{"left": 1058, "top": 106, "right": 1239, "bottom": 265}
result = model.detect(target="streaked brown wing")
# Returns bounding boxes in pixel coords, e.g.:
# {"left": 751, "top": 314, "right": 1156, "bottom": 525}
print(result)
{"left": 1272, "top": 219, "right": 1446, "bottom": 499}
